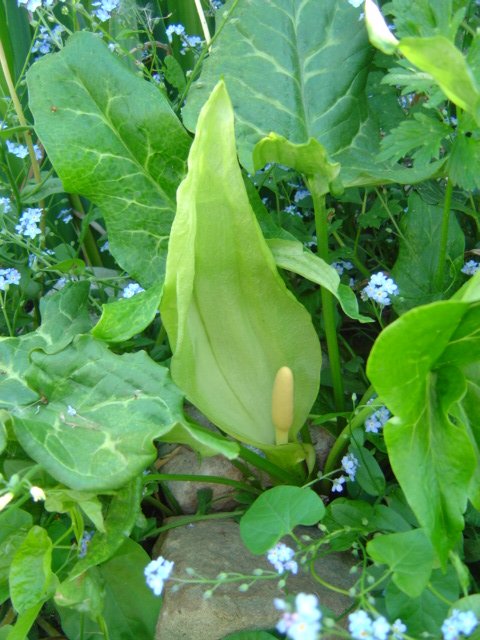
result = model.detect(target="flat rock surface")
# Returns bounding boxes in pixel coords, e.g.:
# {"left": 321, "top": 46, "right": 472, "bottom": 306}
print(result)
{"left": 154, "top": 517, "right": 355, "bottom": 640}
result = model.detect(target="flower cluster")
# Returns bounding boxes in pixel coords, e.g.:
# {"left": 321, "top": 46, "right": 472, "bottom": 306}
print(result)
{"left": 31, "top": 25, "right": 63, "bottom": 55}
{"left": 180, "top": 35, "right": 202, "bottom": 55}
{"left": 78, "top": 530, "right": 94, "bottom": 558}
{"left": 342, "top": 452, "right": 359, "bottom": 481}
{"left": 166, "top": 24, "right": 185, "bottom": 42}
{"left": 17, "top": 0, "right": 54, "bottom": 12}
{"left": 275, "top": 593, "right": 322, "bottom": 640}
{"left": 332, "top": 453, "right": 359, "bottom": 493}
{"left": 362, "top": 272, "right": 399, "bottom": 306}
{"left": 266, "top": 542, "right": 298, "bottom": 575}
{"left": 91, "top": 0, "right": 119, "bottom": 22}
{"left": 144, "top": 556, "right": 174, "bottom": 596}
{"left": 331, "top": 260, "right": 353, "bottom": 275}
{"left": 349, "top": 610, "right": 407, "bottom": 640}
{"left": 442, "top": 609, "right": 478, "bottom": 640}
{"left": 0, "top": 197, "right": 11, "bottom": 213}
{"left": 58, "top": 208, "right": 73, "bottom": 223}
{"left": 123, "top": 282, "right": 145, "bottom": 298}
{"left": 6, "top": 140, "right": 42, "bottom": 160}
{"left": 461, "top": 260, "right": 479, "bottom": 276}
{"left": 364, "top": 405, "right": 390, "bottom": 434}
{"left": 285, "top": 204, "right": 302, "bottom": 217}
{"left": 165, "top": 24, "right": 202, "bottom": 55}
{"left": 0, "top": 268, "right": 21, "bottom": 290}
{"left": 15, "top": 208, "right": 42, "bottom": 239}
{"left": 294, "top": 188, "right": 311, "bottom": 203}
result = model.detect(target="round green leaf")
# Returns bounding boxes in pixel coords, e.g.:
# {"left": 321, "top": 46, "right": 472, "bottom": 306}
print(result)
{"left": 9, "top": 526, "right": 52, "bottom": 613}
{"left": 240, "top": 486, "right": 325, "bottom": 554}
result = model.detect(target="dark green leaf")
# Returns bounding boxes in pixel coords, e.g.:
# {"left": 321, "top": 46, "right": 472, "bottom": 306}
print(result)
{"left": 392, "top": 192, "right": 464, "bottom": 314}
{"left": 385, "top": 565, "right": 459, "bottom": 637}
{"left": 27, "top": 31, "right": 191, "bottom": 286}
{"left": 0, "top": 283, "right": 92, "bottom": 411}
{"left": 9, "top": 526, "right": 52, "bottom": 613}
{"left": 13, "top": 334, "right": 237, "bottom": 491}
{"left": 377, "top": 113, "right": 450, "bottom": 165}
{"left": 367, "top": 529, "right": 434, "bottom": 597}
{"left": 183, "top": 0, "right": 443, "bottom": 188}
{"left": 240, "top": 486, "right": 325, "bottom": 554}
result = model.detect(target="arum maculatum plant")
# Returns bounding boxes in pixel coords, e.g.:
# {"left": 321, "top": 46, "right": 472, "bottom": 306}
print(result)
{"left": 160, "top": 80, "right": 322, "bottom": 481}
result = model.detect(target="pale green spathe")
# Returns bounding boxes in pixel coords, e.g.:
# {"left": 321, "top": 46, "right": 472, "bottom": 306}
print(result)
{"left": 161, "top": 81, "right": 321, "bottom": 447}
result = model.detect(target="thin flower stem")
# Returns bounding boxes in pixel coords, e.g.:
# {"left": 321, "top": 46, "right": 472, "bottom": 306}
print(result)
{"left": 374, "top": 187, "right": 406, "bottom": 242}
{"left": 309, "top": 559, "right": 351, "bottom": 596}
{"left": 435, "top": 177, "right": 453, "bottom": 291}
{"left": 0, "top": 291, "right": 14, "bottom": 337}
{"left": 309, "top": 175, "right": 345, "bottom": 434}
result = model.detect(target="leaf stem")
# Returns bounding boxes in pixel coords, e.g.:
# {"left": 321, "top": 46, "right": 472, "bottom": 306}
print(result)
{"left": 435, "top": 178, "right": 453, "bottom": 292}
{"left": 309, "top": 176, "right": 345, "bottom": 434}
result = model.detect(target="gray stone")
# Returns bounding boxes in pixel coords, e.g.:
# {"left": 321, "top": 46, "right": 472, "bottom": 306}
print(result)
{"left": 309, "top": 424, "right": 336, "bottom": 473}
{"left": 154, "top": 517, "right": 355, "bottom": 640}
{"left": 160, "top": 448, "right": 245, "bottom": 514}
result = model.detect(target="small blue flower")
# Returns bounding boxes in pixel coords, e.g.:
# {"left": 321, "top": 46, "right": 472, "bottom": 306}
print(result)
{"left": 144, "top": 556, "right": 174, "bottom": 596}
{"left": 78, "top": 530, "right": 94, "bottom": 558}
{"left": 332, "top": 476, "right": 346, "bottom": 492}
{"left": 341, "top": 453, "right": 359, "bottom": 482}
{"left": 0, "top": 197, "right": 11, "bottom": 214}
{"left": 166, "top": 23, "right": 185, "bottom": 43}
{"left": 461, "top": 260, "right": 479, "bottom": 276}
{"left": 294, "top": 188, "right": 311, "bottom": 203}
{"left": 123, "top": 282, "right": 145, "bottom": 298}
{"left": 361, "top": 272, "right": 399, "bottom": 306}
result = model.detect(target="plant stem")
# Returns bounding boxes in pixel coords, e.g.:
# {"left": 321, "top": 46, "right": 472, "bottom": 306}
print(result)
{"left": 319, "top": 385, "right": 378, "bottom": 494}
{"left": 435, "top": 178, "right": 453, "bottom": 292}
{"left": 69, "top": 193, "right": 103, "bottom": 267}
{"left": 0, "top": 291, "right": 13, "bottom": 336}
{"left": 308, "top": 175, "right": 345, "bottom": 434}
{"left": 0, "top": 33, "right": 44, "bottom": 230}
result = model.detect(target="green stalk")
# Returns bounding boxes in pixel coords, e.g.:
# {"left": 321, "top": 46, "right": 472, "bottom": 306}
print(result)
{"left": 319, "top": 385, "right": 378, "bottom": 494}
{"left": 435, "top": 178, "right": 453, "bottom": 292}
{"left": 0, "top": 33, "right": 44, "bottom": 231}
{"left": 308, "top": 175, "right": 345, "bottom": 434}
{"left": 69, "top": 193, "right": 103, "bottom": 267}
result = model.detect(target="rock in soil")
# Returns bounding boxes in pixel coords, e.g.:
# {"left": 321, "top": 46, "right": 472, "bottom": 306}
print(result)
{"left": 154, "top": 517, "right": 355, "bottom": 640}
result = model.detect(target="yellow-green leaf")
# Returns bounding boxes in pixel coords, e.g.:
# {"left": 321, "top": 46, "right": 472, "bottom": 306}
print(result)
{"left": 160, "top": 81, "right": 321, "bottom": 449}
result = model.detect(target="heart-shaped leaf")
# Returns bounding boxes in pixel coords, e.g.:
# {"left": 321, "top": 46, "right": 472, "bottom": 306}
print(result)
{"left": 240, "top": 486, "right": 325, "bottom": 554}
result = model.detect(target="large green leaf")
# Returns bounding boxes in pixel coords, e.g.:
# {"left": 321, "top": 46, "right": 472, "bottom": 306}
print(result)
{"left": 12, "top": 334, "right": 238, "bottom": 491}
{"left": 183, "top": 0, "right": 443, "bottom": 187}
{"left": 367, "top": 299, "right": 480, "bottom": 567}
{"left": 0, "top": 283, "right": 92, "bottom": 411}
{"left": 160, "top": 80, "right": 321, "bottom": 453}
{"left": 391, "top": 192, "right": 464, "bottom": 314}
{"left": 27, "top": 31, "right": 191, "bottom": 286}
